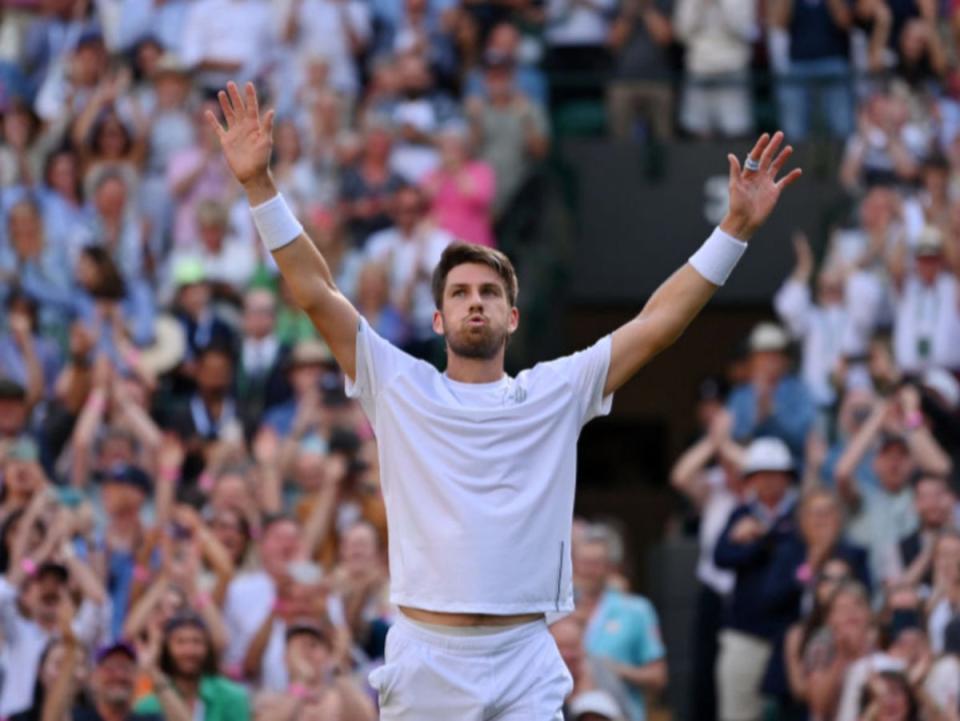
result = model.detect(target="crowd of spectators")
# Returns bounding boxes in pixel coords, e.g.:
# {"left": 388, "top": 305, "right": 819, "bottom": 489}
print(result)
{"left": 669, "top": 21, "right": 960, "bottom": 718}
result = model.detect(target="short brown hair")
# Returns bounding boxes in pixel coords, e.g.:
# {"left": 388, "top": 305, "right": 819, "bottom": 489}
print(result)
{"left": 431, "top": 243, "right": 518, "bottom": 309}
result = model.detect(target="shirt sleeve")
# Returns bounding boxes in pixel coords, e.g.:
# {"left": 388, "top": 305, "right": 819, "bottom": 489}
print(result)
{"left": 345, "top": 317, "right": 419, "bottom": 429}
{"left": 538, "top": 335, "right": 613, "bottom": 427}
{"left": 632, "top": 600, "right": 666, "bottom": 665}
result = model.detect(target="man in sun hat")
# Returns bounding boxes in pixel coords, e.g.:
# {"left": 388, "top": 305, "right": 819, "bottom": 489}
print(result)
{"left": 727, "top": 322, "right": 816, "bottom": 460}
{"left": 714, "top": 437, "right": 798, "bottom": 721}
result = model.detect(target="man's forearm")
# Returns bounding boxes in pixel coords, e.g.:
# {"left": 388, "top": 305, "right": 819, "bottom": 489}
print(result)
{"left": 610, "top": 658, "right": 668, "bottom": 692}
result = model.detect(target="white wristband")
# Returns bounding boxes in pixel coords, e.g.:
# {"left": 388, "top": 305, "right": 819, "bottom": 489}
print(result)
{"left": 688, "top": 227, "right": 748, "bottom": 286}
{"left": 250, "top": 193, "right": 303, "bottom": 252}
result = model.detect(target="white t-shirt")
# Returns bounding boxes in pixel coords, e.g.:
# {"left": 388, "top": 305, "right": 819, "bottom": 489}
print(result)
{"left": 223, "top": 571, "right": 276, "bottom": 669}
{"left": 365, "top": 225, "right": 453, "bottom": 340}
{"left": 0, "top": 578, "right": 111, "bottom": 717}
{"left": 925, "top": 656, "right": 960, "bottom": 715}
{"left": 346, "top": 319, "right": 613, "bottom": 614}
{"left": 696, "top": 466, "right": 737, "bottom": 595}
{"left": 893, "top": 273, "right": 960, "bottom": 373}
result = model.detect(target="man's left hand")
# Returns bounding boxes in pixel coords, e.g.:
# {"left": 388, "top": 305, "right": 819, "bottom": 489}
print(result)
{"left": 720, "top": 131, "right": 802, "bottom": 241}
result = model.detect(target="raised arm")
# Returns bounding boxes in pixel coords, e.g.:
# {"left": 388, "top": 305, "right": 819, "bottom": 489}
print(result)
{"left": 605, "top": 132, "right": 802, "bottom": 395}
{"left": 207, "top": 82, "right": 360, "bottom": 380}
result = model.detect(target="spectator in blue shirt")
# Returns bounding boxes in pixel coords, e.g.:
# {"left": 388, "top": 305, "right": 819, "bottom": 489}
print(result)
{"left": 769, "top": 0, "right": 855, "bottom": 141}
{"left": 727, "top": 322, "right": 816, "bottom": 462}
{"left": 573, "top": 523, "right": 667, "bottom": 721}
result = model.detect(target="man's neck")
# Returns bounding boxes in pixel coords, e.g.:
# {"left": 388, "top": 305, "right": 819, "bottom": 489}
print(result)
{"left": 174, "top": 675, "right": 201, "bottom": 700}
{"left": 444, "top": 351, "right": 506, "bottom": 383}
{"left": 95, "top": 701, "right": 129, "bottom": 721}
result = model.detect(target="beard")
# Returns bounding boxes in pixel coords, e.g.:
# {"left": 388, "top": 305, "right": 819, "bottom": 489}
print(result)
{"left": 445, "top": 320, "right": 509, "bottom": 360}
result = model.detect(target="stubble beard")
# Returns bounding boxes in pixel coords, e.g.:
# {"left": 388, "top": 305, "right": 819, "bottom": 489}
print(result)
{"left": 445, "top": 323, "right": 509, "bottom": 361}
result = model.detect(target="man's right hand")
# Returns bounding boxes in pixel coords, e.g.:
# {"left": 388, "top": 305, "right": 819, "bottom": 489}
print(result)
{"left": 206, "top": 82, "right": 277, "bottom": 199}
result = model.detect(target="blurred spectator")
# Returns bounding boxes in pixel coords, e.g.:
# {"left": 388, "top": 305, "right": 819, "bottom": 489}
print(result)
{"left": 166, "top": 344, "right": 243, "bottom": 445}
{"left": 924, "top": 616, "right": 960, "bottom": 716}
{"left": 466, "top": 51, "right": 549, "bottom": 231}
{"left": 673, "top": 0, "right": 754, "bottom": 139}
{"left": 544, "top": 0, "right": 615, "bottom": 106}
{"left": 768, "top": 0, "right": 854, "bottom": 142}
{"left": 606, "top": 0, "right": 674, "bottom": 142}
{"left": 727, "top": 322, "right": 816, "bottom": 461}
{"left": 354, "top": 260, "right": 410, "bottom": 348}
{"left": 134, "top": 613, "right": 251, "bottom": 720}
{"left": 421, "top": 122, "right": 496, "bottom": 247}
{"left": 0, "top": 556, "right": 110, "bottom": 718}
{"left": 760, "top": 490, "right": 871, "bottom": 717}
{"left": 573, "top": 524, "right": 667, "bottom": 721}
{"left": 774, "top": 232, "right": 850, "bottom": 412}
{"left": 282, "top": 0, "right": 371, "bottom": 97}
{"left": 670, "top": 400, "right": 743, "bottom": 721}
{"left": 259, "top": 337, "right": 337, "bottom": 438}
{"left": 179, "top": 0, "right": 276, "bottom": 92}
{"left": 339, "top": 122, "right": 405, "bottom": 247}
{"left": 834, "top": 387, "right": 952, "bottom": 582}
{"left": 0, "top": 379, "right": 33, "bottom": 441}
{"left": 714, "top": 437, "right": 797, "bottom": 721}
{"left": 34, "top": 30, "right": 108, "bottom": 125}
{"left": 464, "top": 23, "right": 548, "bottom": 108}
{"left": 888, "top": 226, "right": 960, "bottom": 375}
{"left": 550, "top": 614, "right": 633, "bottom": 720}
{"left": 893, "top": 472, "right": 955, "bottom": 586}
{"left": 235, "top": 289, "right": 292, "bottom": 436}
{"left": 365, "top": 184, "right": 453, "bottom": 362}
{"left": 253, "top": 619, "right": 376, "bottom": 720}
{"left": 0, "top": 99, "right": 42, "bottom": 187}
{"left": 925, "top": 531, "right": 960, "bottom": 654}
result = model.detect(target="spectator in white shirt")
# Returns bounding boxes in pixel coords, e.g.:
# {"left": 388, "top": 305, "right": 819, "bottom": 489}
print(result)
{"left": 365, "top": 184, "right": 454, "bottom": 362}
{"left": 888, "top": 226, "right": 960, "bottom": 375}
{"left": 180, "top": 0, "right": 278, "bottom": 92}
{"left": 222, "top": 514, "right": 302, "bottom": 677}
{"left": 0, "top": 560, "right": 111, "bottom": 718}
{"left": 673, "top": 0, "right": 755, "bottom": 138}
{"left": 282, "top": 0, "right": 371, "bottom": 97}
{"left": 774, "top": 232, "right": 851, "bottom": 409}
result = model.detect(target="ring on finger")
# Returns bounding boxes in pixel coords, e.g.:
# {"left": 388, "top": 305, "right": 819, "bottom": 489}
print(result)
{"left": 744, "top": 157, "right": 761, "bottom": 172}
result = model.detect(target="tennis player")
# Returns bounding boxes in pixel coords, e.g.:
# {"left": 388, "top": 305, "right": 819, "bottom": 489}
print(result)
{"left": 208, "top": 81, "right": 801, "bottom": 720}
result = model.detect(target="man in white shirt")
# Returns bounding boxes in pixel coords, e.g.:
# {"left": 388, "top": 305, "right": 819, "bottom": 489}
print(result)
{"left": 209, "top": 81, "right": 801, "bottom": 719}
{"left": 889, "top": 226, "right": 960, "bottom": 374}
{"left": 365, "top": 185, "right": 453, "bottom": 361}
{"left": 180, "top": 0, "right": 277, "bottom": 91}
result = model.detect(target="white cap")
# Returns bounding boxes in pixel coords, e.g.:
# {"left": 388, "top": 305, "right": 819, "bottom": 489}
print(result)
{"left": 568, "top": 691, "right": 624, "bottom": 720}
{"left": 923, "top": 368, "right": 960, "bottom": 410}
{"left": 741, "top": 437, "right": 794, "bottom": 476}
{"left": 748, "top": 322, "right": 789, "bottom": 353}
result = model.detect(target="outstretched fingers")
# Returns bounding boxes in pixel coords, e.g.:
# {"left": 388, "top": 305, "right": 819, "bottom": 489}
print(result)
{"left": 245, "top": 82, "right": 260, "bottom": 122}
{"left": 769, "top": 145, "right": 794, "bottom": 178}
{"left": 776, "top": 168, "right": 803, "bottom": 191}
{"left": 262, "top": 108, "right": 276, "bottom": 137}
{"left": 204, "top": 109, "right": 226, "bottom": 139}
{"left": 759, "top": 131, "right": 784, "bottom": 172}
{"left": 727, "top": 153, "right": 742, "bottom": 182}
{"left": 217, "top": 90, "right": 235, "bottom": 127}
{"left": 744, "top": 133, "right": 770, "bottom": 172}
{"left": 227, "top": 81, "right": 247, "bottom": 118}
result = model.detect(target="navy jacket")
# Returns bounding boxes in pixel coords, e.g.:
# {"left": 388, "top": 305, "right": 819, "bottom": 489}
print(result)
{"left": 714, "top": 498, "right": 798, "bottom": 639}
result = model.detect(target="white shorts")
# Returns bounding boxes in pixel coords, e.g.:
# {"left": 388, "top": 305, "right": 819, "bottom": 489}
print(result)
{"left": 368, "top": 615, "right": 573, "bottom": 720}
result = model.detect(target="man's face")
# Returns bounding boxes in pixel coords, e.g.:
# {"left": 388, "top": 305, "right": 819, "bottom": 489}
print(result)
{"left": 915, "top": 479, "right": 952, "bottom": 529}
{"left": 916, "top": 254, "right": 943, "bottom": 285}
{"left": 243, "top": 291, "right": 276, "bottom": 339}
{"left": 101, "top": 483, "right": 146, "bottom": 518}
{"left": 196, "top": 352, "right": 233, "bottom": 399}
{"left": 751, "top": 471, "right": 791, "bottom": 507}
{"left": 93, "top": 653, "right": 136, "bottom": 706}
{"left": 340, "top": 524, "right": 379, "bottom": 572}
{"left": 3, "top": 459, "right": 42, "bottom": 498}
{"left": 286, "top": 633, "right": 332, "bottom": 674}
{"left": 749, "top": 351, "right": 787, "bottom": 385}
{"left": 434, "top": 263, "right": 517, "bottom": 362}
{"left": 0, "top": 398, "right": 26, "bottom": 437}
{"left": 874, "top": 443, "right": 912, "bottom": 493}
{"left": 166, "top": 626, "right": 208, "bottom": 679}
{"left": 24, "top": 574, "right": 65, "bottom": 626}
{"left": 260, "top": 521, "right": 301, "bottom": 576}
{"left": 573, "top": 541, "right": 609, "bottom": 593}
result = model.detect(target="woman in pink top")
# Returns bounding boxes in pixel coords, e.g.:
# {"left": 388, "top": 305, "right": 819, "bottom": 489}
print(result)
{"left": 422, "top": 125, "right": 496, "bottom": 247}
